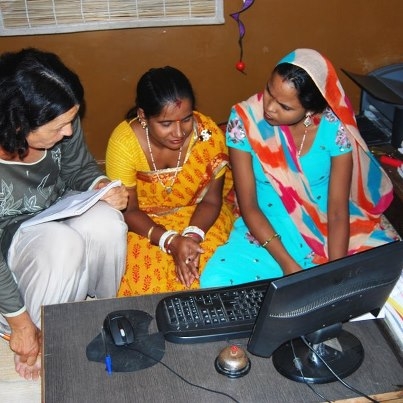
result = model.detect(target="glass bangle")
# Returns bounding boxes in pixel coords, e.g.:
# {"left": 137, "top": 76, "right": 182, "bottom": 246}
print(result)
{"left": 182, "top": 225, "right": 205, "bottom": 241}
{"left": 159, "top": 230, "right": 178, "bottom": 253}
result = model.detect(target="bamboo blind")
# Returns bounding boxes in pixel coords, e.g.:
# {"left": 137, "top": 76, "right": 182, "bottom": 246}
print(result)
{"left": 0, "top": 0, "right": 224, "bottom": 36}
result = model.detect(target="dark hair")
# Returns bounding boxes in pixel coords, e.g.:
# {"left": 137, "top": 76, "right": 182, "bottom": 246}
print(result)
{"left": 0, "top": 48, "right": 84, "bottom": 157}
{"left": 273, "top": 63, "right": 327, "bottom": 113}
{"left": 126, "top": 66, "right": 196, "bottom": 120}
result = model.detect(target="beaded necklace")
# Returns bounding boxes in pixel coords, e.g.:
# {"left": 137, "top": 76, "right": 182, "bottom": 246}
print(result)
{"left": 145, "top": 126, "right": 183, "bottom": 194}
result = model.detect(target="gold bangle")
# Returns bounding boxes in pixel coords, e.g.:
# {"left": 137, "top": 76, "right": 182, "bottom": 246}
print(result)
{"left": 261, "top": 233, "right": 281, "bottom": 248}
{"left": 147, "top": 225, "right": 156, "bottom": 241}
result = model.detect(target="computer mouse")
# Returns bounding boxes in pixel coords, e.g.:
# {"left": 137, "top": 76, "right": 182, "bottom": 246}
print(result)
{"left": 103, "top": 312, "right": 135, "bottom": 346}
{"left": 214, "top": 345, "right": 251, "bottom": 378}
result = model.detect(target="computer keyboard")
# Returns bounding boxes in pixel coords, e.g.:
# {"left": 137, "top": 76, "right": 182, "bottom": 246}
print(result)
{"left": 155, "top": 280, "right": 270, "bottom": 343}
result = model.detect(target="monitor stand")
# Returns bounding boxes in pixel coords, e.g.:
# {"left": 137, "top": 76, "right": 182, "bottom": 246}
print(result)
{"left": 272, "top": 329, "right": 364, "bottom": 384}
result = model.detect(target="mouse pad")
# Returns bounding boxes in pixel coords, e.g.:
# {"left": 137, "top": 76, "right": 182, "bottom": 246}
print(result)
{"left": 86, "top": 309, "right": 165, "bottom": 372}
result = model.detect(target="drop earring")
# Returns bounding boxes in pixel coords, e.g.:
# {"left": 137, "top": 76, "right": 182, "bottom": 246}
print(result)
{"left": 303, "top": 113, "right": 312, "bottom": 128}
{"left": 138, "top": 117, "right": 147, "bottom": 129}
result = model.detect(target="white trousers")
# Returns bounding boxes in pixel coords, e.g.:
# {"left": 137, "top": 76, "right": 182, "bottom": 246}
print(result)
{"left": 5, "top": 201, "right": 127, "bottom": 328}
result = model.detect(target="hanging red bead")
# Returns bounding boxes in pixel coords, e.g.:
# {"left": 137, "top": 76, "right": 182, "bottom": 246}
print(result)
{"left": 230, "top": 1, "right": 255, "bottom": 73}
{"left": 235, "top": 61, "right": 246, "bottom": 72}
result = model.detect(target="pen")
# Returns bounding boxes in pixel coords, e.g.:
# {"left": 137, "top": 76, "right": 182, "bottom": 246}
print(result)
{"left": 101, "top": 327, "right": 112, "bottom": 375}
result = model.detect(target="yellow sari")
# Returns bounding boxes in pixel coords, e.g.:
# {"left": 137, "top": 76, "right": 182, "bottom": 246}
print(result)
{"left": 106, "top": 112, "right": 235, "bottom": 295}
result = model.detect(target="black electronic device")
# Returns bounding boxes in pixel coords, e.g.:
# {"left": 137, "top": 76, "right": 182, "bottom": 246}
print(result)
{"left": 155, "top": 280, "right": 268, "bottom": 343}
{"left": 247, "top": 240, "right": 403, "bottom": 384}
{"left": 103, "top": 311, "right": 135, "bottom": 346}
{"left": 355, "top": 114, "right": 390, "bottom": 146}
{"left": 155, "top": 241, "right": 403, "bottom": 384}
{"left": 342, "top": 63, "right": 403, "bottom": 147}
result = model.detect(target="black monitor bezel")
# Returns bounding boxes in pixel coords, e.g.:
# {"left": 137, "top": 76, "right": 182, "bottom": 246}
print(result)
{"left": 247, "top": 241, "right": 403, "bottom": 359}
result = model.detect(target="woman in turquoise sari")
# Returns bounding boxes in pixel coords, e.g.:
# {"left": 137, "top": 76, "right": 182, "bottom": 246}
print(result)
{"left": 201, "top": 48, "right": 398, "bottom": 288}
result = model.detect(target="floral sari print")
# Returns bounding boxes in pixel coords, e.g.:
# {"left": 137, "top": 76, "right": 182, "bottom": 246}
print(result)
{"left": 107, "top": 111, "right": 236, "bottom": 295}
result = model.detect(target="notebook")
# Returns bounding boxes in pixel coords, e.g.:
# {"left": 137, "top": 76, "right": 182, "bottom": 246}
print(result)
{"left": 20, "top": 180, "right": 121, "bottom": 228}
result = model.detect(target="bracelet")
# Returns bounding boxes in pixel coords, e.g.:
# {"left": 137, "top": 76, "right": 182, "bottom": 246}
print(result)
{"left": 159, "top": 230, "right": 178, "bottom": 253}
{"left": 166, "top": 233, "right": 180, "bottom": 255}
{"left": 182, "top": 226, "right": 205, "bottom": 241}
{"left": 261, "top": 233, "right": 281, "bottom": 248}
{"left": 147, "top": 225, "right": 156, "bottom": 241}
{"left": 183, "top": 233, "right": 201, "bottom": 242}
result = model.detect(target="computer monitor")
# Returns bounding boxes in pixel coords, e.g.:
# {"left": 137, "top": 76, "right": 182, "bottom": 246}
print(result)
{"left": 247, "top": 241, "right": 403, "bottom": 384}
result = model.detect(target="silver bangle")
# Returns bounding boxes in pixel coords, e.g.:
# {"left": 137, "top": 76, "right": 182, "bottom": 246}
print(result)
{"left": 182, "top": 225, "right": 205, "bottom": 241}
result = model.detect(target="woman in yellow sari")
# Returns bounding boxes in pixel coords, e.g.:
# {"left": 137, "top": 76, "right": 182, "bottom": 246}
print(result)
{"left": 106, "top": 66, "right": 235, "bottom": 296}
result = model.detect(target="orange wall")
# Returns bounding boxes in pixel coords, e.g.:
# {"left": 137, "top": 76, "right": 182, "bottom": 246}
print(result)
{"left": 1, "top": 0, "right": 402, "bottom": 160}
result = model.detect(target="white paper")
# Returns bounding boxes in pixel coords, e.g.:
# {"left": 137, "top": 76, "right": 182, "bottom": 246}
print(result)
{"left": 20, "top": 180, "right": 121, "bottom": 228}
{"left": 383, "top": 270, "right": 403, "bottom": 350}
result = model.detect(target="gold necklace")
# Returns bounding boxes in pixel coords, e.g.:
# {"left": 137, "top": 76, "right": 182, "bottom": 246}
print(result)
{"left": 298, "top": 112, "right": 321, "bottom": 156}
{"left": 145, "top": 126, "right": 183, "bottom": 194}
{"left": 297, "top": 128, "right": 308, "bottom": 157}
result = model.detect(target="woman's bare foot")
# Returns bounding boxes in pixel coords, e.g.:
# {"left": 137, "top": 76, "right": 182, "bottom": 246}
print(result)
{"left": 14, "top": 353, "right": 41, "bottom": 380}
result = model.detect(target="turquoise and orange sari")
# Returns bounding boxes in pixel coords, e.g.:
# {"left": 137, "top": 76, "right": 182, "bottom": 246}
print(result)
{"left": 256, "top": 48, "right": 395, "bottom": 261}
{"left": 201, "top": 49, "right": 398, "bottom": 288}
